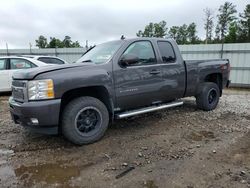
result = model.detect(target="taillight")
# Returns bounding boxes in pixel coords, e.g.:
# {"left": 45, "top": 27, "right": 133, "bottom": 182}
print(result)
{"left": 220, "top": 62, "right": 230, "bottom": 72}
{"left": 220, "top": 64, "right": 227, "bottom": 70}
{"left": 227, "top": 62, "right": 231, "bottom": 72}
{"left": 220, "top": 61, "right": 231, "bottom": 79}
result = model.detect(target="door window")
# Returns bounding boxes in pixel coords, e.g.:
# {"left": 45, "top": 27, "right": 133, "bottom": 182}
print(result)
{"left": 10, "top": 59, "right": 36, "bottom": 69}
{"left": 157, "top": 41, "right": 176, "bottom": 63}
{"left": 121, "top": 41, "right": 156, "bottom": 66}
{"left": 0, "top": 59, "right": 6, "bottom": 70}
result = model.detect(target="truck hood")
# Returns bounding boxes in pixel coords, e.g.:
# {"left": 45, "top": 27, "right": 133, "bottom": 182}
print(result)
{"left": 13, "top": 63, "right": 93, "bottom": 80}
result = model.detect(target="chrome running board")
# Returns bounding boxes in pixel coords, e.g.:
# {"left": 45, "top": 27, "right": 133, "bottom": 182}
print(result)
{"left": 115, "top": 100, "right": 183, "bottom": 119}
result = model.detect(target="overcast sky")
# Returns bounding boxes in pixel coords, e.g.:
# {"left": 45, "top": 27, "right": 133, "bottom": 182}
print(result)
{"left": 0, "top": 0, "right": 248, "bottom": 49}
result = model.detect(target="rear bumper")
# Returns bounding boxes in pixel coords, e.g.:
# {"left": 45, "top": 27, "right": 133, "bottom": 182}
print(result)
{"left": 9, "top": 97, "right": 61, "bottom": 135}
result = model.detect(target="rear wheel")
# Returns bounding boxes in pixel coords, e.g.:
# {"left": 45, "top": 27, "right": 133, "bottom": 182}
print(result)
{"left": 196, "top": 82, "right": 220, "bottom": 111}
{"left": 62, "top": 97, "right": 109, "bottom": 145}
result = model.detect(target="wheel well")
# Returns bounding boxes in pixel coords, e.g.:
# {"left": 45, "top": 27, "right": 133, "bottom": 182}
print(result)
{"left": 60, "top": 86, "right": 113, "bottom": 121}
{"left": 204, "top": 73, "right": 222, "bottom": 95}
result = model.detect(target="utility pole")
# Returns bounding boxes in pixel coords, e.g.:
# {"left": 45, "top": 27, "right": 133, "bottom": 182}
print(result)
{"left": 55, "top": 46, "right": 58, "bottom": 57}
{"left": 85, "top": 40, "right": 89, "bottom": 50}
{"left": 29, "top": 43, "right": 32, "bottom": 54}
{"left": 6, "top": 43, "right": 9, "bottom": 56}
{"left": 220, "top": 42, "right": 224, "bottom": 59}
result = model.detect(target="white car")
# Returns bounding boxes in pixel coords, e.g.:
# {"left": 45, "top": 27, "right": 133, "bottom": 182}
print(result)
{"left": 0, "top": 56, "right": 49, "bottom": 92}
{"left": 21, "top": 55, "right": 68, "bottom": 65}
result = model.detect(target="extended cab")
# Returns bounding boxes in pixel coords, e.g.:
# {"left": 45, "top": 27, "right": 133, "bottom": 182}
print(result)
{"left": 9, "top": 38, "right": 230, "bottom": 145}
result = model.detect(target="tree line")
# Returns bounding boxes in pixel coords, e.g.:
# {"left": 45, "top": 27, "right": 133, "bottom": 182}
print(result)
{"left": 136, "top": 2, "right": 250, "bottom": 44}
{"left": 35, "top": 2, "right": 249, "bottom": 48}
{"left": 36, "top": 35, "right": 81, "bottom": 48}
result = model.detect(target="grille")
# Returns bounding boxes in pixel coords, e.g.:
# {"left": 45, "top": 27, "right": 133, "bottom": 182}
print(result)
{"left": 12, "top": 80, "right": 27, "bottom": 102}
{"left": 12, "top": 80, "right": 27, "bottom": 87}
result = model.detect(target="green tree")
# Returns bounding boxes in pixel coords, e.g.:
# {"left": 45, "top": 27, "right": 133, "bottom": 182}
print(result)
{"left": 216, "top": 2, "right": 237, "bottom": 41}
{"left": 225, "top": 22, "right": 238, "bottom": 43}
{"left": 136, "top": 21, "right": 167, "bottom": 38}
{"left": 238, "top": 4, "right": 250, "bottom": 42}
{"left": 203, "top": 8, "right": 214, "bottom": 44}
{"left": 168, "top": 23, "right": 199, "bottom": 44}
{"left": 35, "top": 35, "right": 82, "bottom": 48}
{"left": 177, "top": 24, "right": 188, "bottom": 44}
{"left": 153, "top": 21, "right": 167, "bottom": 37}
{"left": 35, "top": 35, "right": 48, "bottom": 48}
{"left": 63, "top": 36, "right": 72, "bottom": 48}
{"left": 187, "top": 22, "right": 199, "bottom": 44}
{"left": 136, "top": 22, "right": 154, "bottom": 37}
{"left": 71, "top": 41, "right": 81, "bottom": 48}
{"left": 47, "top": 37, "right": 64, "bottom": 48}
{"left": 168, "top": 26, "right": 179, "bottom": 40}
{"left": 214, "top": 25, "right": 221, "bottom": 43}
{"left": 136, "top": 30, "right": 144, "bottom": 37}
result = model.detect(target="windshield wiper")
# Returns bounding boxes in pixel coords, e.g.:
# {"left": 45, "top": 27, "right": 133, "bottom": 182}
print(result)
{"left": 80, "top": 59, "right": 92, "bottom": 63}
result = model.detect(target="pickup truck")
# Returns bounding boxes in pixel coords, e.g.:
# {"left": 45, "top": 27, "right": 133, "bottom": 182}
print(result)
{"left": 9, "top": 38, "right": 230, "bottom": 145}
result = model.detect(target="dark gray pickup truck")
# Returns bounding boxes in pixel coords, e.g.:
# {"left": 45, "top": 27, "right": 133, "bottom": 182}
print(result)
{"left": 9, "top": 38, "right": 230, "bottom": 145}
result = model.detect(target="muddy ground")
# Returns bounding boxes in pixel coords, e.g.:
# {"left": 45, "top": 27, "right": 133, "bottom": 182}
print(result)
{"left": 0, "top": 89, "right": 250, "bottom": 188}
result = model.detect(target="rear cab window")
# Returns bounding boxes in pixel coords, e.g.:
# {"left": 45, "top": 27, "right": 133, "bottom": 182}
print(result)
{"left": 0, "top": 59, "right": 6, "bottom": 70}
{"left": 157, "top": 41, "right": 176, "bottom": 63}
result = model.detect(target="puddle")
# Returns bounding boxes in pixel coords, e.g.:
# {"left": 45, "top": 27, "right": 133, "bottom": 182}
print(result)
{"left": 13, "top": 160, "right": 96, "bottom": 186}
{"left": 188, "top": 131, "right": 215, "bottom": 141}
{"left": 15, "top": 162, "right": 81, "bottom": 186}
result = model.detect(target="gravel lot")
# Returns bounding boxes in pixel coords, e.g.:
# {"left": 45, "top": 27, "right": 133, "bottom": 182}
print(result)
{"left": 0, "top": 89, "right": 250, "bottom": 188}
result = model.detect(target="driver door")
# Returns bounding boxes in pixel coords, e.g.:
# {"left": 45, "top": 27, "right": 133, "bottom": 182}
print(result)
{"left": 114, "top": 40, "right": 163, "bottom": 110}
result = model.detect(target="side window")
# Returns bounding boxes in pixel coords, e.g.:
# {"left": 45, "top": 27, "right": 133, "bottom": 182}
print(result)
{"left": 10, "top": 59, "right": 36, "bottom": 70}
{"left": 38, "top": 57, "right": 51, "bottom": 64}
{"left": 38, "top": 57, "right": 64, "bottom": 64}
{"left": 0, "top": 59, "right": 6, "bottom": 70}
{"left": 157, "top": 41, "right": 176, "bottom": 63}
{"left": 120, "top": 41, "right": 156, "bottom": 66}
{"left": 50, "top": 58, "right": 64, "bottom": 64}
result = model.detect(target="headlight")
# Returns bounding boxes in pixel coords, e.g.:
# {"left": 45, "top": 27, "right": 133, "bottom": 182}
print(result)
{"left": 28, "top": 79, "right": 55, "bottom": 100}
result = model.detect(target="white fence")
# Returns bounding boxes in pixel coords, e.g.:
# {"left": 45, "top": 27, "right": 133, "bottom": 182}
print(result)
{"left": 0, "top": 48, "right": 86, "bottom": 64}
{"left": 1, "top": 43, "right": 250, "bottom": 87}
{"left": 179, "top": 43, "right": 250, "bottom": 87}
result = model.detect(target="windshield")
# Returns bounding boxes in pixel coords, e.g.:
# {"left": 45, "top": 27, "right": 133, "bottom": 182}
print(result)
{"left": 76, "top": 40, "right": 124, "bottom": 64}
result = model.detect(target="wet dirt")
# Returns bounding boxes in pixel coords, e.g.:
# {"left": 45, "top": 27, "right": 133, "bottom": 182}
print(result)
{"left": 188, "top": 130, "right": 215, "bottom": 141}
{"left": 0, "top": 89, "right": 250, "bottom": 187}
{"left": 15, "top": 162, "right": 81, "bottom": 187}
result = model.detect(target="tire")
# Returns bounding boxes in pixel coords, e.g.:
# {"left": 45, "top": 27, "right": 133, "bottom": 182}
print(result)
{"left": 61, "top": 96, "right": 109, "bottom": 145}
{"left": 196, "top": 82, "right": 220, "bottom": 111}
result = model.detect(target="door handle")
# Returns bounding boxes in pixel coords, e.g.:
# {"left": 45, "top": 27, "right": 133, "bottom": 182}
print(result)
{"left": 149, "top": 70, "right": 161, "bottom": 75}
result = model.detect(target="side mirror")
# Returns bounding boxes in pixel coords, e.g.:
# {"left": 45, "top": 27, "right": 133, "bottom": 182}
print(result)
{"left": 119, "top": 54, "right": 140, "bottom": 67}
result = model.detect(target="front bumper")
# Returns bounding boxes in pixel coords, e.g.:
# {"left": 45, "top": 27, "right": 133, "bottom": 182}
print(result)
{"left": 9, "top": 97, "right": 61, "bottom": 135}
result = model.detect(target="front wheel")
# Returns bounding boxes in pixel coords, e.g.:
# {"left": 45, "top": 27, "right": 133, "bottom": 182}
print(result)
{"left": 61, "top": 97, "right": 109, "bottom": 145}
{"left": 196, "top": 82, "right": 220, "bottom": 111}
